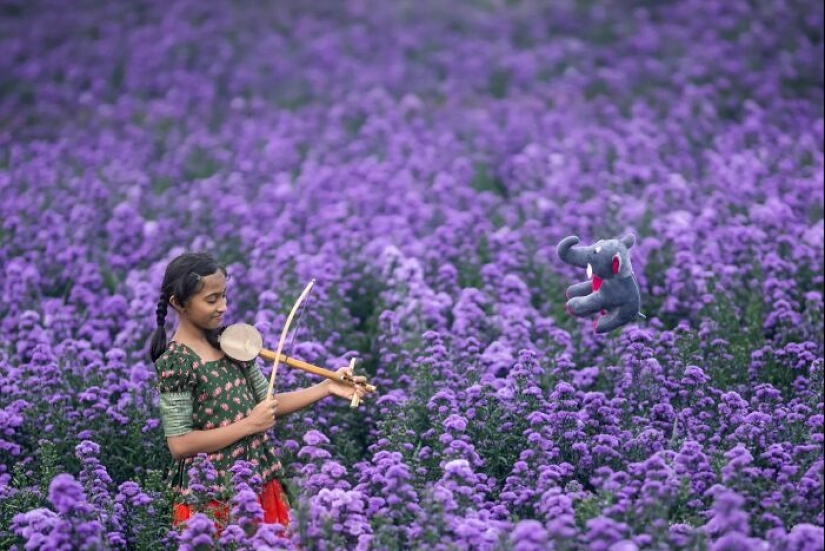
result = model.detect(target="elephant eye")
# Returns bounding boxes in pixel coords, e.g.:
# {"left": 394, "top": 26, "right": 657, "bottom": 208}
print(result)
{"left": 595, "top": 246, "right": 602, "bottom": 253}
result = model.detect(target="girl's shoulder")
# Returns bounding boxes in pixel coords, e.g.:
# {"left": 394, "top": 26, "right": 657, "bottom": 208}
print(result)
{"left": 154, "top": 342, "right": 201, "bottom": 392}
{"left": 155, "top": 341, "right": 248, "bottom": 371}
{"left": 154, "top": 341, "right": 200, "bottom": 371}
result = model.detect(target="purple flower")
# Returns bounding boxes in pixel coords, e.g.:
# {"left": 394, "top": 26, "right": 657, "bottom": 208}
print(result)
{"left": 704, "top": 486, "right": 751, "bottom": 539}
{"left": 229, "top": 485, "right": 264, "bottom": 534}
{"left": 178, "top": 513, "right": 217, "bottom": 551}
{"left": 784, "top": 524, "right": 825, "bottom": 551}
{"left": 48, "top": 473, "right": 90, "bottom": 517}
{"left": 11, "top": 508, "right": 68, "bottom": 550}
{"left": 229, "top": 460, "right": 263, "bottom": 494}
{"left": 187, "top": 454, "right": 219, "bottom": 502}
{"left": 303, "top": 430, "right": 331, "bottom": 447}
{"left": 443, "top": 414, "right": 468, "bottom": 432}
{"left": 710, "top": 532, "right": 770, "bottom": 551}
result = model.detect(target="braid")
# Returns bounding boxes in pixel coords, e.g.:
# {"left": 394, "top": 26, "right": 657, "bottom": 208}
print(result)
{"left": 156, "top": 293, "right": 168, "bottom": 327}
{"left": 150, "top": 292, "right": 170, "bottom": 362}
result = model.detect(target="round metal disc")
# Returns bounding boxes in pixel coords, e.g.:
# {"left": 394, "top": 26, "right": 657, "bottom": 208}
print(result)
{"left": 219, "top": 323, "right": 263, "bottom": 362}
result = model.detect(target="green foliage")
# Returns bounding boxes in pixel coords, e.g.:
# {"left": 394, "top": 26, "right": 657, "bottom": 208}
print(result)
{"left": 134, "top": 469, "right": 175, "bottom": 549}
{"left": 327, "top": 407, "right": 372, "bottom": 468}
{"left": 471, "top": 162, "right": 509, "bottom": 198}
{"left": 344, "top": 112, "right": 368, "bottom": 135}
{"left": 183, "top": 146, "right": 221, "bottom": 180}
{"left": 575, "top": 492, "right": 608, "bottom": 529}
{"left": 642, "top": 241, "right": 678, "bottom": 326}
{"left": 0, "top": 463, "right": 45, "bottom": 549}
{"left": 471, "top": 395, "right": 530, "bottom": 488}
{"left": 488, "top": 69, "right": 511, "bottom": 99}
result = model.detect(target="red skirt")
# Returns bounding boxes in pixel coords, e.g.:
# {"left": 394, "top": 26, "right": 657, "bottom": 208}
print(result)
{"left": 172, "top": 478, "right": 290, "bottom": 532}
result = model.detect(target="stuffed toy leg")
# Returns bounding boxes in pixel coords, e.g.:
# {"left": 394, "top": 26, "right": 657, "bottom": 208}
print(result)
{"left": 557, "top": 234, "right": 645, "bottom": 333}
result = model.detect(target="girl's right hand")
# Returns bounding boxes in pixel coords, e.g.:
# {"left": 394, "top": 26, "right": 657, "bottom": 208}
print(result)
{"left": 245, "top": 397, "right": 278, "bottom": 434}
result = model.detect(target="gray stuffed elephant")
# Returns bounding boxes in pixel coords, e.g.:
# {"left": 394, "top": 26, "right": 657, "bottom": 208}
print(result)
{"left": 557, "top": 234, "right": 645, "bottom": 333}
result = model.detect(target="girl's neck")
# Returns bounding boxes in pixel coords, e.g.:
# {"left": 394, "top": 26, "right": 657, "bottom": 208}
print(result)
{"left": 172, "top": 323, "right": 225, "bottom": 362}
{"left": 172, "top": 320, "right": 210, "bottom": 347}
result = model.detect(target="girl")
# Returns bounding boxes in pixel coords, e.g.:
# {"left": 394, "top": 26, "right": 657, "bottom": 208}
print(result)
{"left": 150, "top": 251, "right": 365, "bottom": 528}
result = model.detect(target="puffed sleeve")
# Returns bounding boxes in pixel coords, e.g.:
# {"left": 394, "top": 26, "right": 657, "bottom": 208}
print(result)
{"left": 155, "top": 353, "right": 196, "bottom": 437}
{"left": 243, "top": 361, "right": 270, "bottom": 404}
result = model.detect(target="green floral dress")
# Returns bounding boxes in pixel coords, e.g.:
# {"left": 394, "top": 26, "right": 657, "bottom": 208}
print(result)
{"left": 154, "top": 341, "right": 283, "bottom": 503}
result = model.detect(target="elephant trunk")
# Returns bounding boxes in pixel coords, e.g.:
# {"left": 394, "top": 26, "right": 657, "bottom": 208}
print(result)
{"left": 557, "top": 237, "right": 589, "bottom": 268}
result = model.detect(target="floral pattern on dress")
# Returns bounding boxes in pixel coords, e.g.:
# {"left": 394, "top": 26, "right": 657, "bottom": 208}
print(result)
{"left": 155, "top": 341, "right": 283, "bottom": 502}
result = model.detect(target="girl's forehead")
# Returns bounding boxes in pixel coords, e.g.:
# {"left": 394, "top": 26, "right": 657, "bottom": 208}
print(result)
{"left": 197, "top": 271, "right": 227, "bottom": 293}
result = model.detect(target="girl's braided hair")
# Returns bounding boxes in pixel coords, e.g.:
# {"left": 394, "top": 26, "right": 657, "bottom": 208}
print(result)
{"left": 150, "top": 252, "right": 227, "bottom": 362}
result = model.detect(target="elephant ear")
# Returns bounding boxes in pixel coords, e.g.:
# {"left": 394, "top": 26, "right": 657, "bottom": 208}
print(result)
{"left": 612, "top": 254, "right": 621, "bottom": 275}
{"left": 621, "top": 234, "right": 636, "bottom": 249}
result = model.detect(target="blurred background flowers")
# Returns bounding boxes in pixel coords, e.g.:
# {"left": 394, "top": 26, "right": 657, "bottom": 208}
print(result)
{"left": 0, "top": 0, "right": 822, "bottom": 548}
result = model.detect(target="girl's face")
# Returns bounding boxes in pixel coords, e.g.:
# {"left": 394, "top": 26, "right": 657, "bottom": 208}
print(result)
{"left": 174, "top": 271, "right": 228, "bottom": 330}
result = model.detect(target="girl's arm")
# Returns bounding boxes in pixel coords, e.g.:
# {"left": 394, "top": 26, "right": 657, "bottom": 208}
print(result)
{"left": 272, "top": 365, "right": 369, "bottom": 417}
{"left": 167, "top": 397, "right": 278, "bottom": 460}
{"left": 169, "top": 381, "right": 340, "bottom": 458}
{"left": 167, "top": 421, "right": 253, "bottom": 460}
{"left": 274, "top": 381, "right": 331, "bottom": 417}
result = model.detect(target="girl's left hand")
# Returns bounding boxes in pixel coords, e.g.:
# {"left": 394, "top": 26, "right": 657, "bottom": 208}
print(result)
{"left": 326, "top": 366, "right": 368, "bottom": 401}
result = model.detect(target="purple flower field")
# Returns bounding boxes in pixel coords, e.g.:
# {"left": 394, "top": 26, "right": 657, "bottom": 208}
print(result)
{"left": 1, "top": 0, "right": 823, "bottom": 549}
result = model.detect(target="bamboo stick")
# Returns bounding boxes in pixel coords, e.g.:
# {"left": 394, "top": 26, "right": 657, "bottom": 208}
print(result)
{"left": 259, "top": 348, "right": 377, "bottom": 393}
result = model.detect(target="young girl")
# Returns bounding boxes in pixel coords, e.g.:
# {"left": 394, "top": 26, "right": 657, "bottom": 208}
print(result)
{"left": 150, "top": 251, "right": 365, "bottom": 528}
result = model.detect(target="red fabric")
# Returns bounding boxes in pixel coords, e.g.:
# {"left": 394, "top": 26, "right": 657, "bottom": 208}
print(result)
{"left": 259, "top": 477, "right": 291, "bottom": 525}
{"left": 172, "top": 478, "right": 290, "bottom": 534}
{"left": 591, "top": 275, "right": 603, "bottom": 291}
{"left": 612, "top": 255, "right": 620, "bottom": 275}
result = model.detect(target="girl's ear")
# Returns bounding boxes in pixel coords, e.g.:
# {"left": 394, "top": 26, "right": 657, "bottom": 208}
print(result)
{"left": 169, "top": 295, "right": 184, "bottom": 312}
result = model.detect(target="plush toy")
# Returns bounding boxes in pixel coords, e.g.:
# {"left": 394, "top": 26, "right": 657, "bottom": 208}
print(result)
{"left": 557, "top": 234, "right": 645, "bottom": 333}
